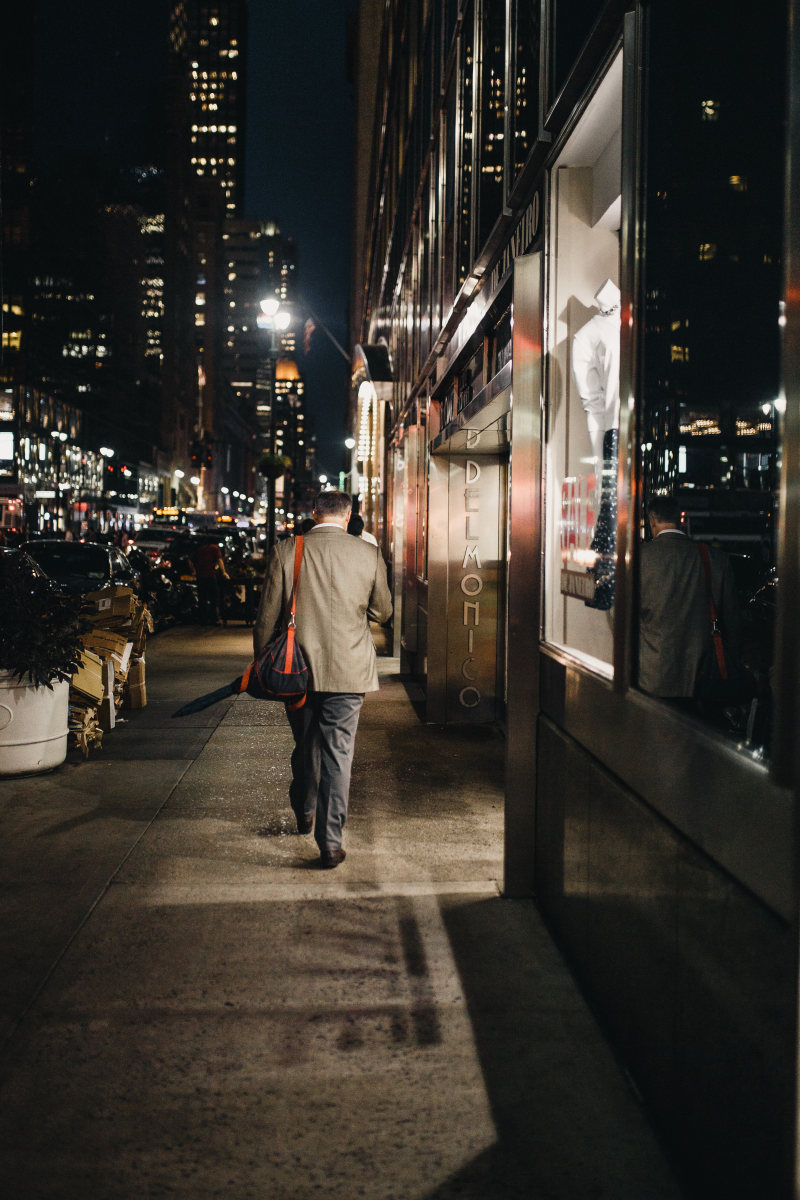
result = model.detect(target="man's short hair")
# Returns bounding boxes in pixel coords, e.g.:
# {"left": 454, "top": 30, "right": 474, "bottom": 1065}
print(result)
{"left": 313, "top": 490, "right": 353, "bottom": 521}
{"left": 647, "top": 494, "right": 682, "bottom": 524}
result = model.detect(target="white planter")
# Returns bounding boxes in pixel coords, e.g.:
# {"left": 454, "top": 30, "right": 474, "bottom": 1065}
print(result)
{"left": 0, "top": 671, "right": 70, "bottom": 776}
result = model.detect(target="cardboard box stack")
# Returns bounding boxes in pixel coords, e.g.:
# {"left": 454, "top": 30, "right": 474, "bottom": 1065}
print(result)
{"left": 69, "top": 646, "right": 105, "bottom": 757}
{"left": 67, "top": 585, "right": 154, "bottom": 756}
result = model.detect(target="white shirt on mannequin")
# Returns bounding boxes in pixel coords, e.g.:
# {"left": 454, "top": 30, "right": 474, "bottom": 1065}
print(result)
{"left": 571, "top": 279, "right": 621, "bottom": 468}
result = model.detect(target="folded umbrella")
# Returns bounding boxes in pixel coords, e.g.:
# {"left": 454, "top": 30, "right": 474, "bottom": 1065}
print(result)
{"left": 172, "top": 677, "right": 244, "bottom": 717}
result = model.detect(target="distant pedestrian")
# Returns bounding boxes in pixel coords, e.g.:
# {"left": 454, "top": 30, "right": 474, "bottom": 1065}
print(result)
{"left": 347, "top": 513, "right": 378, "bottom": 546}
{"left": 253, "top": 490, "right": 392, "bottom": 868}
{"left": 193, "top": 540, "right": 230, "bottom": 625}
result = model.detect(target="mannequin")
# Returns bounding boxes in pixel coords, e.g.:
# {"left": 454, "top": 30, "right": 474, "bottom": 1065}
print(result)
{"left": 571, "top": 279, "right": 621, "bottom": 611}
{"left": 571, "top": 278, "right": 621, "bottom": 467}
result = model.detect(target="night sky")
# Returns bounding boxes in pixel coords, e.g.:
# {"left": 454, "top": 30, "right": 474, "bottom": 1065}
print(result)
{"left": 31, "top": 0, "right": 357, "bottom": 474}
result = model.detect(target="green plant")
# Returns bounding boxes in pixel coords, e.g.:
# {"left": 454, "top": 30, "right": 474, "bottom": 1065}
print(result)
{"left": 0, "top": 552, "right": 86, "bottom": 688}
{"left": 256, "top": 451, "right": 292, "bottom": 480}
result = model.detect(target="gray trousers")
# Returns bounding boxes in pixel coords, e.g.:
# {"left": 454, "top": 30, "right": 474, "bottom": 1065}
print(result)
{"left": 287, "top": 692, "right": 365, "bottom": 852}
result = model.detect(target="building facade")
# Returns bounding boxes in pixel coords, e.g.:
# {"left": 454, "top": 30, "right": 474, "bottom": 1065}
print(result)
{"left": 351, "top": 1, "right": 799, "bottom": 1195}
{"left": 166, "top": 0, "right": 250, "bottom": 511}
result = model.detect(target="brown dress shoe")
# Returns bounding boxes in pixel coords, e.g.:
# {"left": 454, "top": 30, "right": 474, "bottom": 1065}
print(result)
{"left": 320, "top": 848, "right": 346, "bottom": 869}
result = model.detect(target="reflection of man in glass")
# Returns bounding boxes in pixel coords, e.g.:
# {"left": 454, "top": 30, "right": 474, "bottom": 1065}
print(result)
{"left": 638, "top": 494, "right": 739, "bottom": 697}
{"left": 571, "top": 279, "right": 621, "bottom": 610}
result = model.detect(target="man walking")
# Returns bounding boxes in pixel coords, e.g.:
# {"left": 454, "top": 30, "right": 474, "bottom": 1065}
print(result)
{"left": 253, "top": 491, "right": 392, "bottom": 868}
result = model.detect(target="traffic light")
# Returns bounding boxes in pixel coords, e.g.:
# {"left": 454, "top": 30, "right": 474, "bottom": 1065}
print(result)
{"left": 190, "top": 440, "right": 202, "bottom": 468}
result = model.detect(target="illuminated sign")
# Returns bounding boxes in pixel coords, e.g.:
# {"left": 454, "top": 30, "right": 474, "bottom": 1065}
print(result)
{"left": 487, "top": 192, "right": 541, "bottom": 297}
{"left": 445, "top": 429, "right": 503, "bottom": 722}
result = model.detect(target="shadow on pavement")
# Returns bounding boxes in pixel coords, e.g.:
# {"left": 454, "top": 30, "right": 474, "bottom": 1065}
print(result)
{"left": 421, "top": 895, "right": 684, "bottom": 1200}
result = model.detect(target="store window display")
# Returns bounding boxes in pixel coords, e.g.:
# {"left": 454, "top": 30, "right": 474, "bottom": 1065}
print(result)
{"left": 543, "top": 54, "right": 622, "bottom": 670}
{"left": 571, "top": 279, "right": 621, "bottom": 610}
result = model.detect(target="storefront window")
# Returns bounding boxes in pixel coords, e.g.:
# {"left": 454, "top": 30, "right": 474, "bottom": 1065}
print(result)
{"left": 493, "top": 305, "right": 512, "bottom": 374}
{"left": 543, "top": 54, "right": 622, "bottom": 674}
{"left": 637, "top": 0, "right": 786, "bottom": 758}
{"left": 458, "top": 344, "right": 484, "bottom": 415}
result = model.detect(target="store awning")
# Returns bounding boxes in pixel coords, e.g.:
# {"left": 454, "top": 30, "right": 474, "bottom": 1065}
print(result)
{"left": 351, "top": 340, "right": 393, "bottom": 389}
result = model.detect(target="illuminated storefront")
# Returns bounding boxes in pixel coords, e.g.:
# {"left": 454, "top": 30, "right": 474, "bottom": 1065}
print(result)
{"left": 351, "top": 1, "right": 799, "bottom": 1193}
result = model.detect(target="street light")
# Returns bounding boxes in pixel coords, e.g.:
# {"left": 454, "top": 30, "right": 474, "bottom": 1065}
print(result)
{"left": 258, "top": 295, "right": 292, "bottom": 549}
{"left": 344, "top": 436, "right": 357, "bottom": 498}
{"left": 260, "top": 297, "right": 291, "bottom": 331}
{"left": 50, "top": 431, "right": 68, "bottom": 533}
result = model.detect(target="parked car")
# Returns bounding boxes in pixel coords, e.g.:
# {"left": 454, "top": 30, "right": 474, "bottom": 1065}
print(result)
{"left": 0, "top": 546, "right": 49, "bottom": 577}
{"left": 21, "top": 539, "right": 139, "bottom": 596}
{"left": 156, "top": 530, "right": 226, "bottom": 569}
{"left": 132, "top": 524, "right": 184, "bottom": 561}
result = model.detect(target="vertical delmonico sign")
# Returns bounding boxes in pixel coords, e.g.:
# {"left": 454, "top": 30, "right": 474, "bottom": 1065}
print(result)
{"left": 446, "top": 433, "right": 502, "bottom": 722}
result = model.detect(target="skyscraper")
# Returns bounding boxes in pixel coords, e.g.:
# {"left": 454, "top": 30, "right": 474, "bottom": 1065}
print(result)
{"left": 164, "top": 0, "right": 249, "bottom": 510}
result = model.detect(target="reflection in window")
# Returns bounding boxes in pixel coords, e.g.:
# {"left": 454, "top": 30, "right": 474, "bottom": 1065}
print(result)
{"left": 477, "top": 0, "right": 507, "bottom": 251}
{"left": 550, "top": 0, "right": 605, "bottom": 104}
{"left": 442, "top": 73, "right": 457, "bottom": 317}
{"left": 638, "top": 0, "right": 786, "bottom": 759}
{"left": 457, "top": 2, "right": 475, "bottom": 287}
{"left": 510, "top": 0, "right": 541, "bottom": 180}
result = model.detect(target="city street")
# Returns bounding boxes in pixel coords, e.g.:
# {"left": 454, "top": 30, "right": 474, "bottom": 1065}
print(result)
{"left": 0, "top": 625, "right": 682, "bottom": 1198}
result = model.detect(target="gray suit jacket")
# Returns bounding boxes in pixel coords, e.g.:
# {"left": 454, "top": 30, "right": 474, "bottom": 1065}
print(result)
{"left": 253, "top": 526, "right": 393, "bottom": 693}
{"left": 639, "top": 531, "right": 739, "bottom": 697}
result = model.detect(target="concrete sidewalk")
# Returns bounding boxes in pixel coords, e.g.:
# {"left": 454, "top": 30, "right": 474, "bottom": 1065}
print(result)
{"left": 0, "top": 625, "right": 685, "bottom": 1199}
